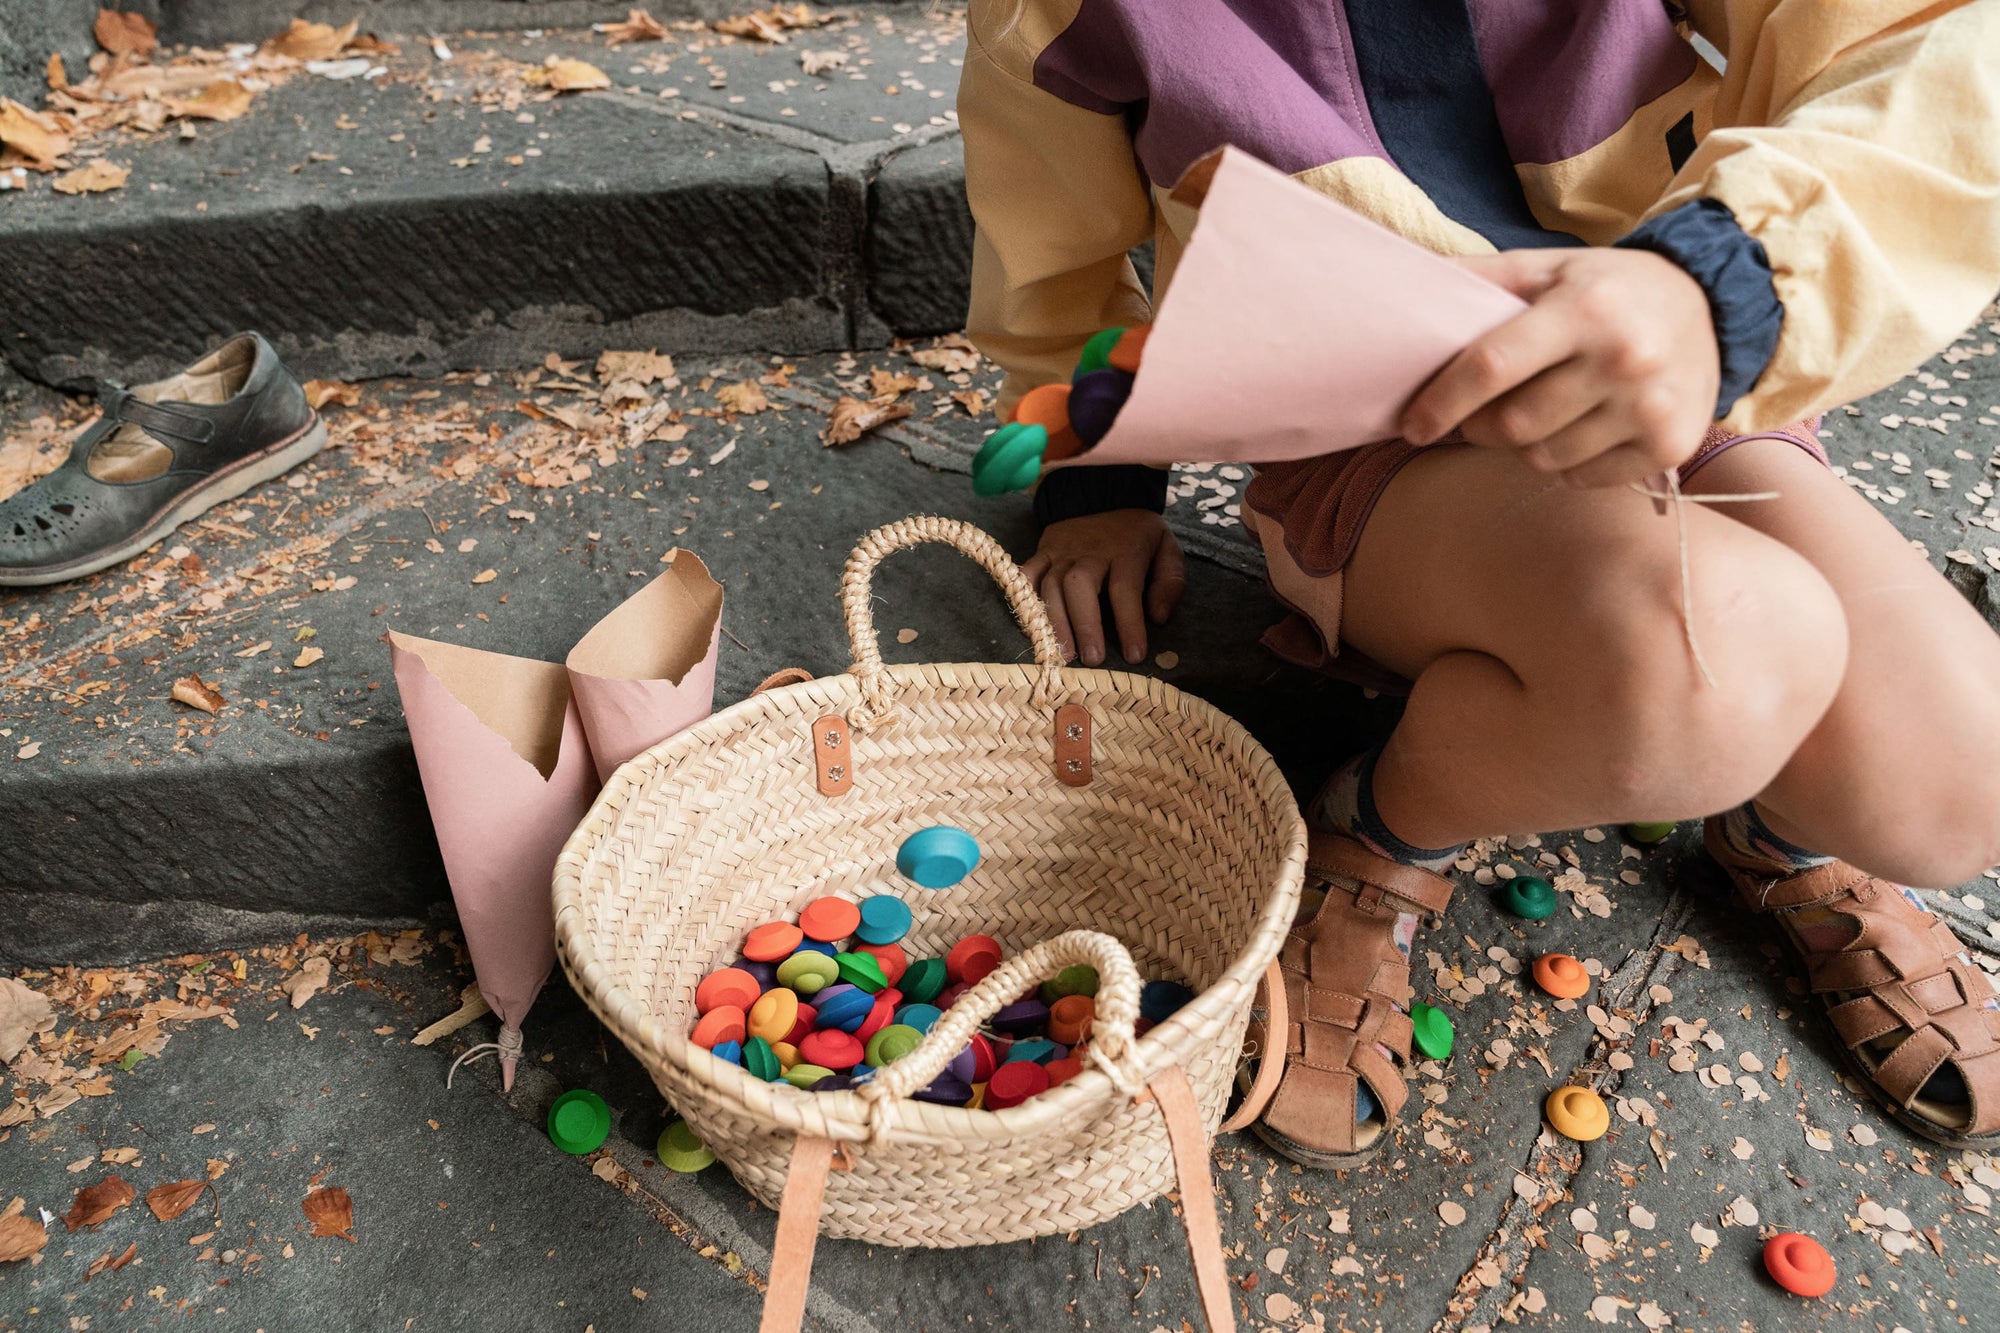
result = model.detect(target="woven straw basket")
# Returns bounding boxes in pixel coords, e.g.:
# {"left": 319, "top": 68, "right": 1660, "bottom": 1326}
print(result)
{"left": 553, "top": 517, "right": 1305, "bottom": 1331}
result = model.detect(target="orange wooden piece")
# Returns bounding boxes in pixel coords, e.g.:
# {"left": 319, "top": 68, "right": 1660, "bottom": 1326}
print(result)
{"left": 694, "top": 967, "right": 760, "bottom": 1015}
{"left": 691, "top": 1006, "right": 747, "bottom": 1050}
{"left": 1049, "top": 994, "right": 1095, "bottom": 1046}
{"left": 799, "top": 897, "right": 861, "bottom": 943}
{"left": 1107, "top": 325, "right": 1150, "bottom": 373}
{"left": 743, "top": 921, "right": 804, "bottom": 962}
{"left": 1531, "top": 953, "right": 1591, "bottom": 999}
{"left": 854, "top": 941, "right": 908, "bottom": 987}
{"left": 1013, "top": 382, "right": 1083, "bottom": 460}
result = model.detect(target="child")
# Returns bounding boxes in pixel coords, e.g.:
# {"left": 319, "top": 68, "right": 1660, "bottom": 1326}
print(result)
{"left": 960, "top": 0, "right": 2000, "bottom": 1162}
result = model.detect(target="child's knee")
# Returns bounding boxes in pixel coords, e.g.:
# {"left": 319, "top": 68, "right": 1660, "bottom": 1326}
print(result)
{"left": 1570, "top": 538, "right": 1845, "bottom": 812}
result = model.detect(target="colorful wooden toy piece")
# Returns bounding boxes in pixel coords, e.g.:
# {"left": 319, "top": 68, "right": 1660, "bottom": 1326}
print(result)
{"left": 985, "top": 1061, "right": 1050, "bottom": 1110}
{"left": 895, "top": 1003, "right": 943, "bottom": 1033}
{"left": 1106, "top": 324, "right": 1150, "bottom": 373}
{"left": 947, "top": 934, "right": 1004, "bottom": 985}
{"left": 657, "top": 1120, "right": 714, "bottom": 1172}
{"left": 1531, "top": 953, "right": 1591, "bottom": 999}
{"left": 1039, "top": 964, "right": 1100, "bottom": 1005}
{"left": 971, "top": 421, "right": 1048, "bottom": 496}
{"left": 711, "top": 1040, "right": 742, "bottom": 1067}
{"left": 1410, "top": 1003, "right": 1454, "bottom": 1060}
{"left": 1049, "top": 994, "right": 1095, "bottom": 1046}
{"left": 856, "top": 895, "right": 914, "bottom": 946}
{"left": 1044, "top": 1057, "right": 1083, "bottom": 1087}
{"left": 1014, "top": 382, "right": 1084, "bottom": 461}
{"left": 743, "top": 921, "right": 804, "bottom": 962}
{"left": 547, "top": 1089, "right": 610, "bottom": 1155}
{"left": 771, "top": 1041, "right": 800, "bottom": 1070}
{"left": 748, "top": 988, "right": 800, "bottom": 1043}
{"left": 1005, "top": 1039, "right": 1059, "bottom": 1065}
{"left": 993, "top": 999, "right": 1050, "bottom": 1036}
{"left": 1140, "top": 979, "right": 1196, "bottom": 1023}
{"left": 897, "top": 827, "right": 981, "bottom": 888}
{"left": 691, "top": 1006, "right": 746, "bottom": 1050}
{"left": 695, "top": 967, "right": 760, "bottom": 1015}
{"left": 1764, "top": 1234, "right": 1836, "bottom": 1297}
{"left": 775, "top": 951, "right": 840, "bottom": 994}
{"left": 901, "top": 958, "right": 948, "bottom": 1004}
{"left": 743, "top": 1036, "right": 784, "bottom": 1081}
{"left": 798, "top": 1029, "right": 864, "bottom": 1070}
{"left": 784, "top": 1062, "right": 836, "bottom": 1089}
{"left": 783, "top": 1004, "right": 818, "bottom": 1045}
{"left": 799, "top": 897, "right": 862, "bottom": 942}
{"left": 865, "top": 1023, "right": 924, "bottom": 1066}
{"left": 855, "top": 995, "right": 897, "bottom": 1043}
{"left": 835, "top": 952, "right": 889, "bottom": 993}
{"left": 1500, "top": 875, "right": 1558, "bottom": 920}
{"left": 1624, "top": 821, "right": 1676, "bottom": 845}
{"left": 1067, "top": 369, "right": 1133, "bottom": 447}
{"left": 1076, "top": 327, "right": 1126, "bottom": 376}
{"left": 968, "top": 1033, "right": 998, "bottom": 1083}
{"left": 854, "top": 941, "right": 908, "bottom": 986}
{"left": 1544, "top": 1085, "right": 1610, "bottom": 1141}
{"left": 815, "top": 987, "right": 874, "bottom": 1033}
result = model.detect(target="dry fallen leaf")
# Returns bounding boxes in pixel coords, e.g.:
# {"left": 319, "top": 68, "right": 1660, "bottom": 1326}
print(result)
{"left": 13, "top": 741, "right": 39, "bottom": 761}
{"left": 302, "top": 1186, "right": 355, "bottom": 1241}
{"left": 470, "top": 568, "right": 498, "bottom": 585}
{"left": 83, "top": 1241, "right": 138, "bottom": 1281}
{"left": 171, "top": 674, "right": 225, "bottom": 714}
{"left": 65, "top": 1176, "right": 136, "bottom": 1231}
{"left": 94, "top": 9, "right": 159, "bottom": 57}
{"left": 0, "top": 977, "right": 56, "bottom": 1065}
{"left": 146, "top": 1179, "right": 216, "bottom": 1222}
{"left": 166, "top": 81, "right": 254, "bottom": 123}
{"left": 820, "top": 395, "right": 912, "bottom": 446}
{"left": 716, "top": 380, "right": 770, "bottom": 415}
{"left": 411, "top": 984, "right": 490, "bottom": 1046}
{"left": 910, "top": 334, "right": 981, "bottom": 375}
{"left": 800, "top": 49, "right": 846, "bottom": 76}
{"left": 597, "top": 7, "right": 669, "bottom": 43}
{"left": 53, "top": 160, "right": 131, "bottom": 195}
{"left": 286, "top": 956, "right": 331, "bottom": 1009}
{"left": 715, "top": 3, "right": 827, "bottom": 42}
{"left": 543, "top": 59, "right": 612, "bottom": 92}
{"left": 293, "top": 645, "right": 324, "bottom": 669}
{"left": 264, "top": 18, "right": 360, "bottom": 62}
{"left": 868, "top": 368, "right": 920, "bottom": 399}
{"left": 303, "top": 380, "right": 361, "bottom": 410}
{"left": 596, "top": 349, "right": 677, "bottom": 386}
{"left": 0, "top": 1211, "right": 49, "bottom": 1263}
{"left": 47, "top": 53, "right": 67, "bottom": 92}
{"left": 0, "top": 98, "right": 75, "bottom": 171}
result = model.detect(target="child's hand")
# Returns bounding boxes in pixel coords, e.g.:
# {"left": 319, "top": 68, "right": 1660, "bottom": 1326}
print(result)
{"left": 1021, "top": 511, "right": 1185, "bottom": 666}
{"left": 1399, "top": 248, "right": 1721, "bottom": 489}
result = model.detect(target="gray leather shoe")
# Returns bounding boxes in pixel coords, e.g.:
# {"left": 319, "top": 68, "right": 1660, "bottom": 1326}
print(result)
{"left": 0, "top": 332, "right": 324, "bottom": 587}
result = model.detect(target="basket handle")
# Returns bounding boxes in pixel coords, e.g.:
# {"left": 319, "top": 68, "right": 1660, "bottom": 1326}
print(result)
{"left": 840, "top": 516, "right": 1066, "bottom": 730}
{"left": 760, "top": 1066, "right": 1238, "bottom": 1333}
{"left": 857, "top": 929, "right": 1144, "bottom": 1112}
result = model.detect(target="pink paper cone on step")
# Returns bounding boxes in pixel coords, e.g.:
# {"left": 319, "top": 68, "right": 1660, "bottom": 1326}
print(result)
{"left": 388, "top": 632, "right": 600, "bottom": 1091}
{"left": 1048, "top": 146, "right": 1529, "bottom": 474}
{"left": 565, "top": 549, "right": 724, "bottom": 784}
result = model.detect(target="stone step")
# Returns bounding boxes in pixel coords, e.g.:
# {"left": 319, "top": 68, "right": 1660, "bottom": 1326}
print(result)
{"left": 1, "top": 6, "right": 972, "bottom": 387}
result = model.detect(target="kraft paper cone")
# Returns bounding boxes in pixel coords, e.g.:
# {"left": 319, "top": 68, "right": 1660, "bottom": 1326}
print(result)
{"left": 565, "top": 549, "right": 725, "bottom": 784}
{"left": 388, "top": 632, "right": 600, "bottom": 1091}
{"left": 1049, "top": 147, "right": 1529, "bottom": 473}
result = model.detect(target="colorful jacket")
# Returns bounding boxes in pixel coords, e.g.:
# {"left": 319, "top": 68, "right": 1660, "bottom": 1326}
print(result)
{"left": 959, "top": 0, "right": 2000, "bottom": 522}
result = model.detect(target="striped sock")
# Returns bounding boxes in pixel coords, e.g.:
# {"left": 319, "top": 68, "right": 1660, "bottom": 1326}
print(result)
{"left": 1716, "top": 801, "right": 1835, "bottom": 873}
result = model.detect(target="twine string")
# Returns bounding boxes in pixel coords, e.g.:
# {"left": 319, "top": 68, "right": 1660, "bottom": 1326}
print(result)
{"left": 1627, "top": 471, "right": 1780, "bottom": 691}
{"left": 445, "top": 1022, "right": 523, "bottom": 1089}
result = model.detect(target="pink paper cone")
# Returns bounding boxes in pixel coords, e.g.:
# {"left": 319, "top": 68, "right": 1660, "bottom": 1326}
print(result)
{"left": 1050, "top": 147, "right": 1529, "bottom": 473}
{"left": 388, "top": 632, "right": 601, "bottom": 1087}
{"left": 565, "top": 549, "right": 724, "bottom": 784}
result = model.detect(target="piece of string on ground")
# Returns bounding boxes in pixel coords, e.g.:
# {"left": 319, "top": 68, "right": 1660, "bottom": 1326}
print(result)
{"left": 446, "top": 1021, "right": 524, "bottom": 1089}
{"left": 1629, "top": 469, "right": 1781, "bottom": 690}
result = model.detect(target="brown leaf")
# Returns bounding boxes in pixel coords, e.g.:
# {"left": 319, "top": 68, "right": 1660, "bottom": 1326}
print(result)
{"left": 47, "top": 53, "right": 68, "bottom": 92}
{"left": 65, "top": 1176, "right": 135, "bottom": 1231}
{"left": 302, "top": 1186, "right": 355, "bottom": 1240}
{"left": 597, "top": 7, "right": 669, "bottom": 44}
{"left": 0, "top": 977, "right": 55, "bottom": 1065}
{"left": 293, "top": 645, "right": 324, "bottom": 669}
{"left": 715, "top": 4, "right": 827, "bottom": 43}
{"left": 94, "top": 10, "right": 159, "bottom": 57}
{"left": 799, "top": 49, "right": 846, "bottom": 76}
{"left": 170, "top": 674, "right": 224, "bottom": 714}
{"left": 303, "top": 380, "right": 360, "bottom": 410}
{"left": 0, "top": 1212, "right": 49, "bottom": 1263}
{"left": 165, "top": 80, "right": 253, "bottom": 123}
{"left": 951, "top": 389, "right": 989, "bottom": 417}
{"left": 0, "top": 98, "right": 74, "bottom": 171}
{"left": 543, "top": 59, "right": 611, "bottom": 92}
{"left": 286, "top": 956, "right": 331, "bottom": 1008}
{"left": 264, "top": 18, "right": 359, "bottom": 61}
{"left": 868, "top": 368, "right": 920, "bottom": 399}
{"left": 52, "top": 159, "right": 129, "bottom": 195}
{"left": 84, "top": 1242, "right": 138, "bottom": 1280}
{"left": 820, "top": 395, "right": 913, "bottom": 447}
{"left": 595, "top": 349, "right": 677, "bottom": 387}
{"left": 716, "top": 380, "right": 770, "bottom": 415}
{"left": 909, "top": 335, "right": 981, "bottom": 375}
{"left": 146, "top": 1179, "right": 216, "bottom": 1222}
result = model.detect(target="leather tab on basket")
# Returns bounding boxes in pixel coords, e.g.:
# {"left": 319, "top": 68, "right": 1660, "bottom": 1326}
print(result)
{"left": 1053, "top": 703, "right": 1093, "bottom": 787}
{"left": 759, "top": 1135, "right": 836, "bottom": 1333}
{"left": 753, "top": 667, "right": 814, "bottom": 696}
{"left": 1145, "top": 1066, "right": 1238, "bottom": 1333}
{"left": 1221, "top": 959, "right": 1288, "bottom": 1133}
{"left": 811, "top": 714, "right": 853, "bottom": 797}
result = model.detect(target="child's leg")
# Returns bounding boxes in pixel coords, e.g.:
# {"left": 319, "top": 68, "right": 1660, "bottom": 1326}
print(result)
{"left": 1338, "top": 444, "right": 1849, "bottom": 845}
{"left": 1685, "top": 439, "right": 2000, "bottom": 887}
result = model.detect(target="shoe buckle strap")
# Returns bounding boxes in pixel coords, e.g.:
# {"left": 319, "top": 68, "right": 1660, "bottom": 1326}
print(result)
{"left": 110, "top": 390, "right": 216, "bottom": 446}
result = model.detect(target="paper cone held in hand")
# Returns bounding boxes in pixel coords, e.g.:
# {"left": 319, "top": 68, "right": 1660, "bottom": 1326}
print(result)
{"left": 386, "top": 553, "right": 723, "bottom": 1090}
{"left": 565, "top": 550, "right": 724, "bottom": 784}
{"left": 1048, "top": 147, "right": 1529, "bottom": 473}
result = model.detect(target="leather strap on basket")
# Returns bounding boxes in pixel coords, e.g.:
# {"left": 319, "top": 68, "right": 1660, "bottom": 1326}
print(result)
{"left": 1220, "top": 959, "right": 1288, "bottom": 1133}
{"left": 758, "top": 1068, "right": 1238, "bottom": 1333}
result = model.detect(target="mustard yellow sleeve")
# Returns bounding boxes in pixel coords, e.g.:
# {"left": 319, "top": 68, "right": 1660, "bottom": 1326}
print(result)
{"left": 1660, "top": 0, "right": 2000, "bottom": 431}
{"left": 960, "top": 3, "right": 1155, "bottom": 417}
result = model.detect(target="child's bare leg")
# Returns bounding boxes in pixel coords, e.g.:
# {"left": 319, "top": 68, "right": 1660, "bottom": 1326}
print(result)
{"left": 1338, "top": 445, "right": 1848, "bottom": 847}
{"left": 1685, "top": 439, "right": 2000, "bottom": 887}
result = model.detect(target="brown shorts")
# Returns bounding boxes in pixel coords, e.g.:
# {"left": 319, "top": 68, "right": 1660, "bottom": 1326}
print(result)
{"left": 1240, "top": 417, "right": 1828, "bottom": 695}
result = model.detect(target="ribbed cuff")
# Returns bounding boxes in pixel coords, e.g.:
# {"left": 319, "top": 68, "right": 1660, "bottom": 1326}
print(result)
{"left": 1032, "top": 464, "right": 1169, "bottom": 526}
{"left": 1614, "top": 198, "right": 1784, "bottom": 419}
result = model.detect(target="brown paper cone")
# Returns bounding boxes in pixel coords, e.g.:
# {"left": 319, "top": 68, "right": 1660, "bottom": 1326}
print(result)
{"left": 565, "top": 549, "right": 724, "bottom": 784}
{"left": 387, "top": 632, "right": 600, "bottom": 1089}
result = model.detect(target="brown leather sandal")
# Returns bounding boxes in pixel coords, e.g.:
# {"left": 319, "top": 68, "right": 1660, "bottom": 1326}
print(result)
{"left": 1233, "top": 830, "right": 1454, "bottom": 1167}
{"left": 1706, "top": 820, "right": 2000, "bottom": 1147}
